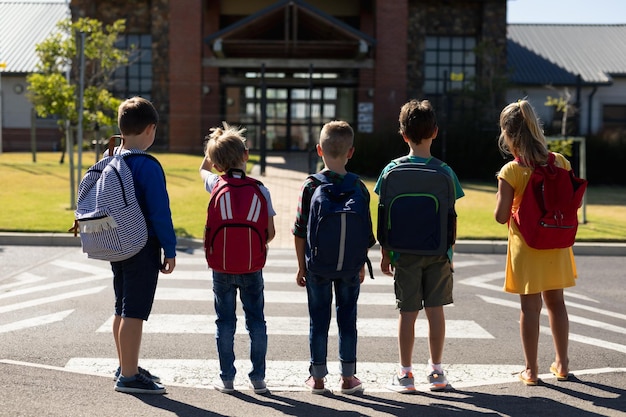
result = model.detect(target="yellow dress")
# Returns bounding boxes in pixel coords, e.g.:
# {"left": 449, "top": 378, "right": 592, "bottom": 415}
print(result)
{"left": 497, "top": 153, "right": 577, "bottom": 295}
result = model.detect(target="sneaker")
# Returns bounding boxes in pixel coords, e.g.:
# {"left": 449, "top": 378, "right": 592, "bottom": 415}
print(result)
{"left": 305, "top": 376, "right": 328, "bottom": 394}
{"left": 340, "top": 376, "right": 364, "bottom": 394}
{"left": 387, "top": 371, "right": 416, "bottom": 394}
{"left": 115, "top": 372, "right": 166, "bottom": 394}
{"left": 427, "top": 370, "right": 449, "bottom": 391}
{"left": 213, "top": 379, "right": 235, "bottom": 393}
{"left": 114, "top": 366, "right": 161, "bottom": 383}
{"left": 249, "top": 379, "right": 268, "bottom": 394}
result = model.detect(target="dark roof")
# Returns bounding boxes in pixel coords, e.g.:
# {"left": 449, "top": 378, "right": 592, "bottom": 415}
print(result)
{"left": 507, "top": 24, "right": 626, "bottom": 86}
{"left": 0, "top": 0, "right": 70, "bottom": 73}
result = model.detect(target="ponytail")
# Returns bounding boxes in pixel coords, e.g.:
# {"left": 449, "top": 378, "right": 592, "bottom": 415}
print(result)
{"left": 498, "top": 100, "right": 548, "bottom": 166}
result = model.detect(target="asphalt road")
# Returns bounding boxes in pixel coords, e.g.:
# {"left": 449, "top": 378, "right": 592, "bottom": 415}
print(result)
{"left": 0, "top": 244, "right": 625, "bottom": 417}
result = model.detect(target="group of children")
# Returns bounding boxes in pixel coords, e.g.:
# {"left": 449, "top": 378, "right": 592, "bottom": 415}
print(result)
{"left": 108, "top": 96, "right": 576, "bottom": 395}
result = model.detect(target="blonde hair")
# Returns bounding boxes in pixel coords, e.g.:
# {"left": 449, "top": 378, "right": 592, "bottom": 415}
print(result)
{"left": 498, "top": 99, "right": 548, "bottom": 167}
{"left": 319, "top": 120, "right": 354, "bottom": 158}
{"left": 204, "top": 122, "right": 248, "bottom": 172}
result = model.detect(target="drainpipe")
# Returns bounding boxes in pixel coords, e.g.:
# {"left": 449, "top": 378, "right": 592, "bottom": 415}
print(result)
{"left": 586, "top": 85, "right": 597, "bottom": 136}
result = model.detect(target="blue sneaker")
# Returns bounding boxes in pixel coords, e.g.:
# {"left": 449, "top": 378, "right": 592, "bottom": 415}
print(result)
{"left": 114, "top": 366, "right": 161, "bottom": 383}
{"left": 115, "top": 372, "right": 166, "bottom": 394}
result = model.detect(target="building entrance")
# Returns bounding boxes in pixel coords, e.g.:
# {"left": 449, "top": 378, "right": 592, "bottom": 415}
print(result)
{"left": 223, "top": 71, "right": 356, "bottom": 151}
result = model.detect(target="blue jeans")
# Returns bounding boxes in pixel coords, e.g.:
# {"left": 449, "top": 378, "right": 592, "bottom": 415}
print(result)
{"left": 306, "top": 272, "right": 360, "bottom": 378}
{"left": 212, "top": 270, "right": 267, "bottom": 382}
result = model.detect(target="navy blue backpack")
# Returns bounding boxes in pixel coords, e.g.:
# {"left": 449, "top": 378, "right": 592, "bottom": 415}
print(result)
{"left": 306, "top": 172, "right": 374, "bottom": 279}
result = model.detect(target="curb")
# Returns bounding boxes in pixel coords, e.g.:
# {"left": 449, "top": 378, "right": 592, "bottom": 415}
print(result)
{"left": 0, "top": 233, "right": 624, "bottom": 256}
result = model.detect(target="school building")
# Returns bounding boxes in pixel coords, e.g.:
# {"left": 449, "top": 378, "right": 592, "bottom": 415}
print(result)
{"left": 33, "top": 0, "right": 508, "bottom": 153}
{"left": 3, "top": 1, "right": 626, "bottom": 159}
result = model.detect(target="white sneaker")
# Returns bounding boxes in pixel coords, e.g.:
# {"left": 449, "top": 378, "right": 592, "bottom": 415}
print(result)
{"left": 427, "top": 370, "right": 448, "bottom": 391}
{"left": 213, "top": 379, "right": 235, "bottom": 393}
{"left": 387, "top": 371, "right": 416, "bottom": 393}
{"left": 249, "top": 379, "right": 268, "bottom": 394}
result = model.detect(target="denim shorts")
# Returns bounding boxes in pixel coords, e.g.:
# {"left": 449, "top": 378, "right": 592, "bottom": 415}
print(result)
{"left": 112, "top": 238, "right": 161, "bottom": 320}
{"left": 393, "top": 253, "right": 453, "bottom": 311}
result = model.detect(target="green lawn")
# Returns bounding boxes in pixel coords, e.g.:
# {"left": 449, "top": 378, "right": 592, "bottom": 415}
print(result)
{"left": 1, "top": 152, "right": 625, "bottom": 242}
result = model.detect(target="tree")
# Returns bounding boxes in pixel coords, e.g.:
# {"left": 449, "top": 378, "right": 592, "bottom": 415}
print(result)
{"left": 26, "top": 17, "right": 130, "bottom": 162}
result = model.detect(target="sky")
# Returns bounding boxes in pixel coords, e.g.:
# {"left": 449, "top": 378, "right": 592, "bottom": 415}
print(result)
{"left": 507, "top": 0, "right": 626, "bottom": 24}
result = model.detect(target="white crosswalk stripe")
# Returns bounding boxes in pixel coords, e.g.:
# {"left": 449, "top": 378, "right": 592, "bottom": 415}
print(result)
{"left": 96, "top": 314, "right": 493, "bottom": 338}
{"left": 62, "top": 249, "right": 510, "bottom": 391}
{"left": 2, "top": 247, "right": 622, "bottom": 392}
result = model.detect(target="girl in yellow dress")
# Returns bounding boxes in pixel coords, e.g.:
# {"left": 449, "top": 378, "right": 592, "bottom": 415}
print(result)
{"left": 494, "top": 99, "right": 576, "bottom": 385}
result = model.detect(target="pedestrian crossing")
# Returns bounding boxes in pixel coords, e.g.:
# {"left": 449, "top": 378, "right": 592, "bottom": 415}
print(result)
{"left": 2, "top": 247, "right": 625, "bottom": 392}
{"left": 60, "top": 248, "right": 516, "bottom": 392}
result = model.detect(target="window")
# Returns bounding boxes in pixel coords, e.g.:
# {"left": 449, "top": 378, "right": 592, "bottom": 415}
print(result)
{"left": 423, "top": 36, "right": 476, "bottom": 95}
{"left": 603, "top": 105, "right": 626, "bottom": 130}
{"left": 112, "top": 34, "right": 153, "bottom": 100}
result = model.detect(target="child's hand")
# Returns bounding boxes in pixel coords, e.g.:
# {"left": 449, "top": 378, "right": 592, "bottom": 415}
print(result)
{"left": 380, "top": 250, "right": 394, "bottom": 277}
{"left": 359, "top": 265, "right": 365, "bottom": 283}
{"left": 161, "top": 257, "right": 176, "bottom": 274}
{"left": 295, "top": 268, "right": 307, "bottom": 287}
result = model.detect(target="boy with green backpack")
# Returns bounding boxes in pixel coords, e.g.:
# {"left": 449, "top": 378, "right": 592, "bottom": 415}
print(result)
{"left": 375, "top": 99, "right": 464, "bottom": 393}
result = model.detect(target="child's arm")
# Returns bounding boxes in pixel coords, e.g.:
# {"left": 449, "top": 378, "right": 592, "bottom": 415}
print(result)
{"left": 494, "top": 177, "right": 514, "bottom": 224}
{"left": 199, "top": 156, "right": 215, "bottom": 181}
{"left": 380, "top": 247, "right": 394, "bottom": 277}
{"left": 294, "top": 235, "right": 307, "bottom": 287}
{"left": 267, "top": 216, "right": 276, "bottom": 243}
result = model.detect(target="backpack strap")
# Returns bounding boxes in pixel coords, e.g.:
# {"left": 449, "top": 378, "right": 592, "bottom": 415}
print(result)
{"left": 392, "top": 155, "right": 447, "bottom": 167}
{"left": 309, "top": 171, "right": 359, "bottom": 193}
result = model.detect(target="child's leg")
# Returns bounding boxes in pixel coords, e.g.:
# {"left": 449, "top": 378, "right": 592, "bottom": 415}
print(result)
{"left": 113, "top": 315, "right": 122, "bottom": 365}
{"left": 305, "top": 273, "right": 333, "bottom": 379}
{"left": 519, "top": 293, "right": 542, "bottom": 380}
{"left": 334, "top": 274, "right": 360, "bottom": 379}
{"left": 398, "top": 311, "right": 419, "bottom": 368}
{"left": 424, "top": 305, "right": 445, "bottom": 365}
{"left": 213, "top": 272, "right": 238, "bottom": 381}
{"left": 239, "top": 271, "right": 268, "bottom": 382}
{"left": 543, "top": 289, "right": 569, "bottom": 374}
{"left": 118, "top": 317, "right": 143, "bottom": 377}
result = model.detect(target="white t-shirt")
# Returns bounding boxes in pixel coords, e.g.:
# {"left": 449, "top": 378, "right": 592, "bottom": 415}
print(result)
{"left": 202, "top": 171, "right": 276, "bottom": 217}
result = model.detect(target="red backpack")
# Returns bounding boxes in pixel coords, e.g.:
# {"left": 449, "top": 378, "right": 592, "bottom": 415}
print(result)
{"left": 513, "top": 152, "right": 588, "bottom": 249}
{"left": 204, "top": 169, "right": 269, "bottom": 273}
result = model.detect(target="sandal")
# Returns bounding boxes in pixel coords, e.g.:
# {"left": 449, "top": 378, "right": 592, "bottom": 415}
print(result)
{"left": 518, "top": 370, "right": 538, "bottom": 386}
{"left": 550, "top": 363, "right": 570, "bottom": 381}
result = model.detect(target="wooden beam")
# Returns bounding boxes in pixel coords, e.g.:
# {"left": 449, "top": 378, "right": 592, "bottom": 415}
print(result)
{"left": 202, "top": 57, "right": 374, "bottom": 69}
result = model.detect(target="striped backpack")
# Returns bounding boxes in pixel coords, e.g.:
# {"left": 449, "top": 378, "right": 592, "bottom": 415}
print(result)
{"left": 204, "top": 169, "right": 269, "bottom": 274}
{"left": 70, "top": 136, "right": 155, "bottom": 262}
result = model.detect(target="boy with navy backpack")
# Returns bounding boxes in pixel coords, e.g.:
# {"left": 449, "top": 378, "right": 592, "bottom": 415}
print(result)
{"left": 375, "top": 99, "right": 464, "bottom": 393}
{"left": 293, "top": 120, "right": 375, "bottom": 394}
{"left": 200, "top": 122, "right": 276, "bottom": 395}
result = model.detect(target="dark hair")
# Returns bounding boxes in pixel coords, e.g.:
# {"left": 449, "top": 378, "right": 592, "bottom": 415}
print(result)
{"left": 118, "top": 97, "right": 159, "bottom": 136}
{"left": 398, "top": 99, "right": 437, "bottom": 144}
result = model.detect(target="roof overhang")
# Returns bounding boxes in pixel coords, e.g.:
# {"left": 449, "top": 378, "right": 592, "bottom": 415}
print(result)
{"left": 203, "top": 0, "right": 375, "bottom": 67}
